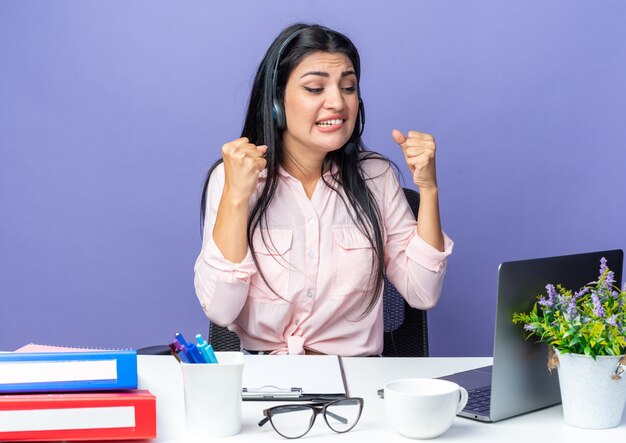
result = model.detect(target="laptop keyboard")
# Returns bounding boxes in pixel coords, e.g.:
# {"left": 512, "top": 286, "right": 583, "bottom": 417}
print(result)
{"left": 464, "top": 386, "right": 491, "bottom": 415}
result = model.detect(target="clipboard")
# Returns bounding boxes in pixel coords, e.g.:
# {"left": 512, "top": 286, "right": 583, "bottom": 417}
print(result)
{"left": 241, "top": 354, "right": 348, "bottom": 401}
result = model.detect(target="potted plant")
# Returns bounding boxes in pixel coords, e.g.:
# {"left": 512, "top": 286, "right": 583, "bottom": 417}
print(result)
{"left": 512, "top": 257, "right": 626, "bottom": 429}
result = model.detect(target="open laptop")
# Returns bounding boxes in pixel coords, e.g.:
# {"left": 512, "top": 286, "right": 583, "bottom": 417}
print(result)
{"left": 439, "top": 249, "right": 624, "bottom": 422}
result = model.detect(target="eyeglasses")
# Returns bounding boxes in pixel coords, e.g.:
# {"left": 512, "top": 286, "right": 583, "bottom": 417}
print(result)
{"left": 258, "top": 397, "right": 364, "bottom": 439}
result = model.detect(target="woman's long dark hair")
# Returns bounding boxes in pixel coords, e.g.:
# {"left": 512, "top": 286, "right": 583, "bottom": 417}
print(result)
{"left": 201, "top": 23, "right": 389, "bottom": 318}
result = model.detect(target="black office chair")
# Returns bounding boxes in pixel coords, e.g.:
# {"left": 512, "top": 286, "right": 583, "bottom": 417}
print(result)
{"left": 208, "top": 188, "right": 428, "bottom": 357}
{"left": 382, "top": 188, "right": 429, "bottom": 357}
{"left": 209, "top": 321, "right": 241, "bottom": 352}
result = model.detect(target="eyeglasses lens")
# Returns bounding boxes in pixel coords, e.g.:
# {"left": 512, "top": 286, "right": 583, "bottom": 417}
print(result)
{"left": 270, "top": 405, "right": 315, "bottom": 439}
{"left": 325, "top": 399, "right": 362, "bottom": 432}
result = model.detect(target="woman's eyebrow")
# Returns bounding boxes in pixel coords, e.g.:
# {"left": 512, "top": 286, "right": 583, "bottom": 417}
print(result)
{"left": 299, "top": 70, "right": 356, "bottom": 79}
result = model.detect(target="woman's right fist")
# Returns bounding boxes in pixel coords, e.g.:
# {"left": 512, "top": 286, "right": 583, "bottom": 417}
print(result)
{"left": 221, "top": 137, "right": 268, "bottom": 202}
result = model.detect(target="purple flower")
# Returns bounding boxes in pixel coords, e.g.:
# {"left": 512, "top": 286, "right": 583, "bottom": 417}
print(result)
{"left": 605, "top": 270, "right": 616, "bottom": 287}
{"left": 574, "top": 287, "right": 589, "bottom": 300}
{"left": 539, "top": 284, "right": 558, "bottom": 308}
{"left": 599, "top": 257, "right": 608, "bottom": 277}
{"left": 606, "top": 315, "right": 617, "bottom": 326}
{"left": 565, "top": 299, "right": 578, "bottom": 319}
{"left": 524, "top": 324, "right": 537, "bottom": 332}
{"left": 594, "top": 258, "right": 616, "bottom": 290}
{"left": 538, "top": 297, "right": 553, "bottom": 308}
{"left": 591, "top": 292, "right": 605, "bottom": 317}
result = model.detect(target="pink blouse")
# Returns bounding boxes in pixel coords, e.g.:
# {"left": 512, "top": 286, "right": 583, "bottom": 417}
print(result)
{"left": 194, "top": 157, "right": 453, "bottom": 356}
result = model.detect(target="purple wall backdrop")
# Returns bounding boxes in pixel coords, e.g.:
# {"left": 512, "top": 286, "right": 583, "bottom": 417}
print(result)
{"left": 1, "top": 1, "right": 625, "bottom": 356}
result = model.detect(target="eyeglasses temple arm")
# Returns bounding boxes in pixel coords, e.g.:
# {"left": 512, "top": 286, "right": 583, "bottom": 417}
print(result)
{"left": 325, "top": 410, "right": 348, "bottom": 424}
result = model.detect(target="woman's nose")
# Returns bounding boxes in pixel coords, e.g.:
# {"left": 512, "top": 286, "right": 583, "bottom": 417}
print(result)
{"left": 324, "top": 86, "right": 344, "bottom": 111}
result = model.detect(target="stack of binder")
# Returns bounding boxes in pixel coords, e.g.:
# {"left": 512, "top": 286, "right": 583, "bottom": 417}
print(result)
{"left": 0, "top": 345, "right": 156, "bottom": 441}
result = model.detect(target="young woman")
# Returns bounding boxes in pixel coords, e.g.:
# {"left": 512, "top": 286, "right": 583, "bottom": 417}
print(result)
{"left": 194, "top": 23, "right": 453, "bottom": 356}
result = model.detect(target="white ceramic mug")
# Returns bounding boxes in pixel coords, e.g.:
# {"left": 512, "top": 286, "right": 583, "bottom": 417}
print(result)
{"left": 384, "top": 378, "right": 468, "bottom": 439}
{"left": 180, "top": 351, "right": 244, "bottom": 439}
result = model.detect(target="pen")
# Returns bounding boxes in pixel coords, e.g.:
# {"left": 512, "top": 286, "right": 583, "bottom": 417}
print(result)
{"left": 167, "top": 343, "right": 181, "bottom": 363}
{"left": 173, "top": 340, "right": 193, "bottom": 363}
{"left": 175, "top": 332, "right": 200, "bottom": 362}
{"left": 186, "top": 342, "right": 205, "bottom": 364}
{"left": 170, "top": 342, "right": 191, "bottom": 363}
{"left": 206, "top": 344, "right": 218, "bottom": 364}
{"left": 195, "top": 334, "right": 218, "bottom": 364}
{"left": 175, "top": 332, "right": 192, "bottom": 350}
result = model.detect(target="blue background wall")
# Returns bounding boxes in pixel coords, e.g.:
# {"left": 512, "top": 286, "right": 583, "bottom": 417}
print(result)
{"left": 1, "top": 1, "right": 625, "bottom": 356}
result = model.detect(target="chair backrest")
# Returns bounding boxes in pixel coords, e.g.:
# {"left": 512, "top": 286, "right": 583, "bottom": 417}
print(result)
{"left": 209, "top": 188, "right": 428, "bottom": 357}
{"left": 382, "top": 188, "right": 429, "bottom": 357}
{"left": 209, "top": 321, "right": 241, "bottom": 352}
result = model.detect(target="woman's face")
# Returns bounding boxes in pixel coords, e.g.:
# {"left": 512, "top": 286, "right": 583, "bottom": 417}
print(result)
{"left": 281, "top": 51, "right": 359, "bottom": 159}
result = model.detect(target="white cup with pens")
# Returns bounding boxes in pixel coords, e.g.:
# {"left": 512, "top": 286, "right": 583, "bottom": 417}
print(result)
{"left": 172, "top": 332, "right": 245, "bottom": 439}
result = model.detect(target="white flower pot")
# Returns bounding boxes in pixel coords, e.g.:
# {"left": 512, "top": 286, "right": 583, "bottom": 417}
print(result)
{"left": 556, "top": 350, "right": 626, "bottom": 429}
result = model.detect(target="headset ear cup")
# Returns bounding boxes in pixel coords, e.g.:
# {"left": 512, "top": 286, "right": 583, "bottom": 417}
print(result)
{"left": 358, "top": 98, "right": 365, "bottom": 136}
{"left": 272, "top": 99, "right": 285, "bottom": 130}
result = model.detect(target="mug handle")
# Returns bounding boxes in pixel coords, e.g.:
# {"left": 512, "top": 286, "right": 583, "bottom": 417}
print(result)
{"left": 456, "top": 387, "right": 469, "bottom": 414}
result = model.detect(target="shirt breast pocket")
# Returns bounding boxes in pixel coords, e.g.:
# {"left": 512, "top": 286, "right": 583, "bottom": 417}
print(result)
{"left": 249, "top": 229, "right": 293, "bottom": 304}
{"left": 331, "top": 226, "right": 375, "bottom": 300}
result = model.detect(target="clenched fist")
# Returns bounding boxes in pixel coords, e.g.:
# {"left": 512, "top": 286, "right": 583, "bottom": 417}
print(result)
{"left": 392, "top": 129, "right": 437, "bottom": 190}
{"left": 221, "top": 137, "right": 268, "bottom": 202}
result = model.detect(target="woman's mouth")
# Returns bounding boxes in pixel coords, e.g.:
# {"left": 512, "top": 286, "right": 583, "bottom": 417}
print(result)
{"left": 315, "top": 118, "right": 345, "bottom": 132}
{"left": 316, "top": 118, "right": 344, "bottom": 127}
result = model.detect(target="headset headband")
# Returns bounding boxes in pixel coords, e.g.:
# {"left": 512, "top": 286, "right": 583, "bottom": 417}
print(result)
{"left": 271, "top": 28, "right": 308, "bottom": 102}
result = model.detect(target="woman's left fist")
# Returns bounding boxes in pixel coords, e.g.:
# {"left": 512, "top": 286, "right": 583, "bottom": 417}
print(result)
{"left": 392, "top": 129, "right": 438, "bottom": 190}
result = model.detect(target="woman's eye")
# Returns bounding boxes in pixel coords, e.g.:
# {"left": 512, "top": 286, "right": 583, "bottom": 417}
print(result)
{"left": 304, "top": 87, "right": 323, "bottom": 94}
{"left": 342, "top": 86, "right": 357, "bottom": 93}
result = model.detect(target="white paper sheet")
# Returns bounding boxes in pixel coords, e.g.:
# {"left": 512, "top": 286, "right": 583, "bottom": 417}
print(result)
{"left": 242, "top": 354, "right": 346, "bottom": 399}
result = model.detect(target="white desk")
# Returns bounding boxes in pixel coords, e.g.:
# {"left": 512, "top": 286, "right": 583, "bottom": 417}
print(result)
{"left": 137, "top": 355, "right": 626, "bottom": 442}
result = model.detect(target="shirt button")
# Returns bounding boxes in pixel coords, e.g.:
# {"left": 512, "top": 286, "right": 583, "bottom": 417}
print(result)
{"left": 295, "top": 319, "right": 300, "bottom": 325}
{"left": 308, "top": 251, "right": 315, "bottom": 259}
{"left": 306, "top": 290, "right": 313, "bottom": 298}
{"left": 309, "top": 218, "right": 315, "bottom": 225}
